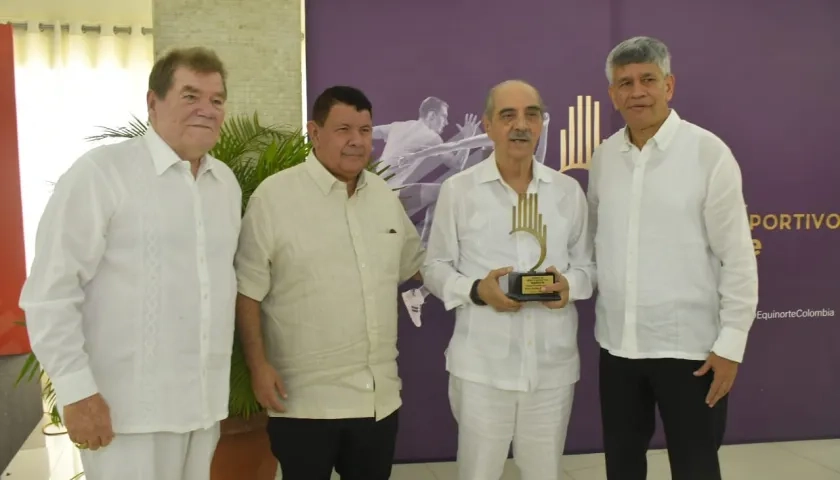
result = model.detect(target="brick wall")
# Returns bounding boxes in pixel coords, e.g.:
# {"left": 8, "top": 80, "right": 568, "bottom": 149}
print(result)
{"left": 152, "top": 0, "right": 302, "bottom": 130}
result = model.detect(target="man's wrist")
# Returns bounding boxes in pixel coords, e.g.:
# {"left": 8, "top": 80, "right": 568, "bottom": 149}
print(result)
{"left": 244, "top": 350, "right": 269, "bottom": 371}
{"left": 469, "top": 279, "right": 486, "bottom": 306}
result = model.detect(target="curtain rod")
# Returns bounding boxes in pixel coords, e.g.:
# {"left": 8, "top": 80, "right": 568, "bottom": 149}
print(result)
{"left": 4, "top": 22, "right": 153, "bottom": 35}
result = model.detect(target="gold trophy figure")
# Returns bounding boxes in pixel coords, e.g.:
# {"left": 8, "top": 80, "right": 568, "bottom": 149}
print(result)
{"left": 506, "top": 193, "right": 561, "bottom": 302}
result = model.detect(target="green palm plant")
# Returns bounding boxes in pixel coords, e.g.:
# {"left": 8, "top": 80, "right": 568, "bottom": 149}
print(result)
{"left": 15, "top": 111, "right": 397, "bottom": 431}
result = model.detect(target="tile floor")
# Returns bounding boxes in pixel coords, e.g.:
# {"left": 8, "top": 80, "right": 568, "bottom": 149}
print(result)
{"left": 4, "top": 414, "right": 840, "bottom": 479}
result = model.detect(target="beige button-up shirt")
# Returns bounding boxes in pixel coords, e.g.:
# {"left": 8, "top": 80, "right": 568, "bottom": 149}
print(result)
{"left": 235, "top": 153, "right": 425, "bottom": 420}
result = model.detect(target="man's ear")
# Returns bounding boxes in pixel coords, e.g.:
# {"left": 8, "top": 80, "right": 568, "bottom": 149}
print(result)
{"left": 664, "top": 74, "right": 675, "bottom": 102}
{"left": 146, "top": 90, "right": 156, "bottom": 112}
{"left": 607, "top": 85, "right": 620, "bottom": 111}
{"left": 482, "top": 114, "right": 491, "bottom": 133}
{"left": 306, "top": 120, "right": 319, "bottom": 145}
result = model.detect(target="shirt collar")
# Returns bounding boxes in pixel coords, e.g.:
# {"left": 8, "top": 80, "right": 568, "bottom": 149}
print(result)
{"left": 620, "top": 108, "right": 681, "bottom": 152}
{"left": 476, "top": 152, "right": 554, "bottom": 185}
{"left": 304, "top": 152, "right": 368, "bottom": 196}
{"left": 143, "top": 126, "right": 216, "bottom": 177}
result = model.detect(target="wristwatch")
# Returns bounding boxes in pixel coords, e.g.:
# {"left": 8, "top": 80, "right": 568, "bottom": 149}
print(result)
{"left": 469, "top": 279, "right": 487, "bottom": 306}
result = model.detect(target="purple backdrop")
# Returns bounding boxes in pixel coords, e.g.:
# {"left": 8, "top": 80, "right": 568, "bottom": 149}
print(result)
{"left": 305, "top": 0, "right": 840, "bottom": 462}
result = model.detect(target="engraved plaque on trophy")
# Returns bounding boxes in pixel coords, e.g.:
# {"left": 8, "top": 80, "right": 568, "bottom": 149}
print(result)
{"left": 507, "top": 193, "right": 561, "bottom": 302}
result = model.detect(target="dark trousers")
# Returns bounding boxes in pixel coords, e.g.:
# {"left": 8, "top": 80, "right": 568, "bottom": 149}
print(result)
{"left": 266, "top": 409, "right": 399, "bottom": 480}
{"left": 599, "top": 348, "right": 728, "bottom": 480}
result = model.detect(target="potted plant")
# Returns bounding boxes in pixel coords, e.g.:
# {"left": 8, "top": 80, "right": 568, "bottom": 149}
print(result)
{"left": 15, "top": 112, "right": 395, "bottom": 480}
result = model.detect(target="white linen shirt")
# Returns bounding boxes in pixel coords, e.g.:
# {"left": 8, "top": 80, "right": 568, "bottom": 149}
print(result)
{"left": 587, "top": 109, "right": 758, "bottom": 363}
{"left": 19, "top": 128, "right": 242, "bottom": 434}
{"left": 422, "top": 154, "right": 596, "bottom": 391}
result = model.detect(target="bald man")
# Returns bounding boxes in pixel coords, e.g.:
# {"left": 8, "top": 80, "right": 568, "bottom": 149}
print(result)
{"left": 421, "top": 80, "right": 595, "bottom": 480}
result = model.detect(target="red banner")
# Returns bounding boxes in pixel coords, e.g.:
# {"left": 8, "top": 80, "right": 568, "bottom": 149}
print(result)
{"left": 0, "top": 23, "right": 30, "bottom": 355}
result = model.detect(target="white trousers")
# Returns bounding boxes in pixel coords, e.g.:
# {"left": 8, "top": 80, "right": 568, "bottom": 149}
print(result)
{"left": 79, "top": 423, "right": 221, "bottom": 480}
{"left": 448, "top": 375, "right": 575, "bottom": 480}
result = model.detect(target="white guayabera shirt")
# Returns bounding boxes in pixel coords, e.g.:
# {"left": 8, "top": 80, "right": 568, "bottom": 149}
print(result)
{"left": 587, "top": 109, "right": 758, "bottom": 363}
{"left": 20, "top": 127, "right": 242, "bottom": 433}
{"left": 422, "top": 154, "right": 596, "bottom": 391}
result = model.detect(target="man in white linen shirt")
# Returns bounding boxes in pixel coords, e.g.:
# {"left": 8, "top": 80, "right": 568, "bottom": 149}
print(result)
{"left": 588, "top": 36, "right": 758, "bottom": 480}
{"left": 234, "top": 86, "right": 425, "bottom": 480}
{"left": 422, "top": 79, "right": 596, "bottom": 480}
{"left": 19, "top": 47, "right": 241, "bottom": 480}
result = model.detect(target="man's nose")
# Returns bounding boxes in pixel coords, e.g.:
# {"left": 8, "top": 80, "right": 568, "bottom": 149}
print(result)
{"left": 348, "top": 130, "right": 363, "bottom": 145}
{"left": 630, "top": 82, "right": 647, "bottom": 97}
{"left": 195, "top": 100, "right": 217, "bottom": 117}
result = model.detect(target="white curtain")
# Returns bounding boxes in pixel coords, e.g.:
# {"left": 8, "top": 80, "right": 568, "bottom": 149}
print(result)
{"left": 13, "top": 21, "right": 154, "bottom": 271}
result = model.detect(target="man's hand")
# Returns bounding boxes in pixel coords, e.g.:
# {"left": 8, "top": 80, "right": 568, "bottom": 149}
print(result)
{"left": 63, "top": 393, "right": 114, "bottom": 451}
{"left": 477, "top": 267, "right": 522, "bottom": 313}
{"left": 694, "top": 352, "right": 739, "bottom": 407}
{"left": 250, "top": 360, "right": 288, "bottom": 412}
{"left": 540, "top": 266, "right": 570, "bottom": 309}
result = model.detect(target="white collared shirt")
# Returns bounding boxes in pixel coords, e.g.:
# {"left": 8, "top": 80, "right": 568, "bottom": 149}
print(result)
{"left": 234, "top": 154, "right": 425, "bottom": 421}
{"left": 588, "top": 109, "right": 758, "bottom": 363}
{"left": 422, "top": 154, "right": 595, "bottom": 391}
{"left": 19, "top": 128, "right": 242, "bottom": 434}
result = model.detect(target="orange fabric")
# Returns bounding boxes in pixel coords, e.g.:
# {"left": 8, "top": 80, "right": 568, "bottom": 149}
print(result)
{"left": 0, "top": 23, "right": 30, "bottom": 355}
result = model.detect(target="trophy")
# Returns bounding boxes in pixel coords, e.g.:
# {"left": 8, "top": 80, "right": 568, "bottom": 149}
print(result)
{"left": 506, "top": 193, "right": 561, "bottom": 302}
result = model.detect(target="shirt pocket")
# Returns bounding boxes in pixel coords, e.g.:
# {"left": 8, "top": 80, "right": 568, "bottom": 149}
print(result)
{"left": 542, "top": 309, "right": 578, "bottom": 356}
{"left": 465, "top": 310, "right": 512, "bottom": 359}
{"left": 370, "top": 232, "right": 402, "bottom": 281}
{"left": 459, "top": 210, "right": 492, "bottom": 248}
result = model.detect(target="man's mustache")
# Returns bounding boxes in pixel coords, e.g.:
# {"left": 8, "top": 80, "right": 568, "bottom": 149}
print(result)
{"left": 509, "top": 130, "right": 531, "bottom": 141}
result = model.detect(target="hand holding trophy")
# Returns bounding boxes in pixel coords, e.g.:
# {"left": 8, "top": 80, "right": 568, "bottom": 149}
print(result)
{"left": 507, "top": 193, "right": 569, "bottom": 307}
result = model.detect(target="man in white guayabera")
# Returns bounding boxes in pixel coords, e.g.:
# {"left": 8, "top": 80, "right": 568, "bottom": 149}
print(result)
{"left": 422, "top": 79, "right": 595, "bottom": 480}
{"left": 589, "top": 36, "right": 758, "bottom": 480}
{"left": 19, "top": 47, "right": 241, "bottom": 480}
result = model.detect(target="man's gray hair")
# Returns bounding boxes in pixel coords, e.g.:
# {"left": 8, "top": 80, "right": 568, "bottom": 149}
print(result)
{"left": 605, "top": 36, "right": 671, "bottom": 83}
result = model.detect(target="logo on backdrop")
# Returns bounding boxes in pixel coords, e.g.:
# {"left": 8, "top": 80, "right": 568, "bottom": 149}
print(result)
{"left": 373, "top": 95, "right": 601, "bottom": 325}
{"left": 558, "top": 95, "right": 603, "bottom": 173}
{"left": 750, "top": 212, "right": 840, "bottom": 257}
{"left": 756, "top": 308, "right": 836, "bottom": 320}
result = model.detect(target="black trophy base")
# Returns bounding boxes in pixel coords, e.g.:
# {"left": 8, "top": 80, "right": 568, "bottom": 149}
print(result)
{"left": 506, "top": 271, "right": 561, "bottom": 302}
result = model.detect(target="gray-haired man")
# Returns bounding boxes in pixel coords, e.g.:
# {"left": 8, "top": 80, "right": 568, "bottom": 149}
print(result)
{"left": 587, "top": 36, "right": 758, "bottom": 479}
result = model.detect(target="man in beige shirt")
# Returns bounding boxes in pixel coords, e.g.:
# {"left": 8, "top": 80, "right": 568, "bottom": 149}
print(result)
{"left": 234, "top": 85, "right": 425, "bottom": 480}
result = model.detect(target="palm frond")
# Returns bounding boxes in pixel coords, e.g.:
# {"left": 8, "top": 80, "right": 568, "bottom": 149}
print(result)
{"left": 85, "top": 114, "right": 149, "bottom": 142}
{"left": 14, "top": 352, "right": 40, "bottom": 387}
